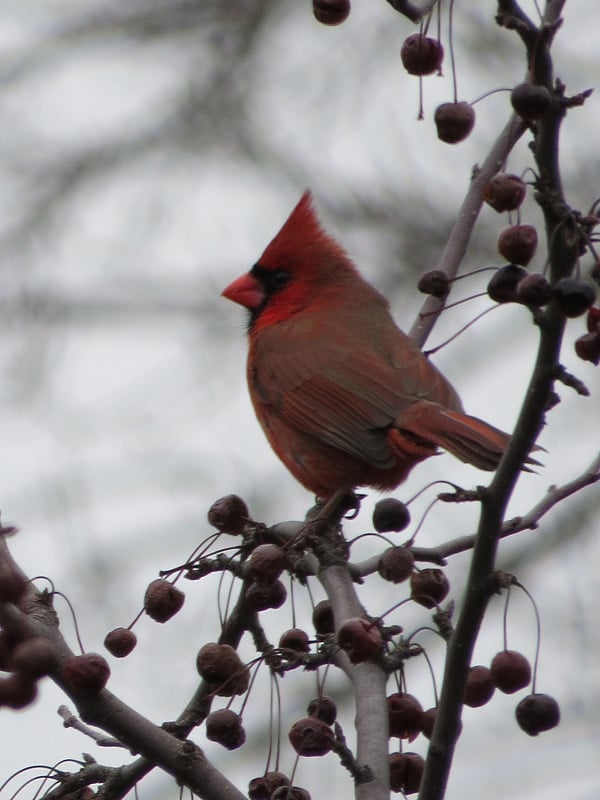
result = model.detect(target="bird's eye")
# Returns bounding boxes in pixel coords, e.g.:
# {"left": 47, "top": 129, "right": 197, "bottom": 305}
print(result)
{"left": 272, "top": 270, "right": 291, "bottom": 289}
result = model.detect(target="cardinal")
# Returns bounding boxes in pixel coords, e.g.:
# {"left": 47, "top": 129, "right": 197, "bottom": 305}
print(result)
{"left": 222, "top": 191, "right": 511, "bottom": 499}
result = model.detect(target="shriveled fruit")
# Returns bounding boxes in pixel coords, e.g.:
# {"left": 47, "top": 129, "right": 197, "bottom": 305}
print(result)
{"left": 288, "top": 716, "right": 334, "bottom": 756}
{"left": 434, "top": 102, "right": 475, "bottom": 144}
{"left": 144, "top": 579, "right": 185, "bottom": 623}
{"left": 490, "top": 650, "right": 531, "bottom": 694}
{"left": 515, "top": 693, "right": 560, "bottom": 736}
{"left": 373, "top": 498, "right": 411, "bottom": 532}
{"left": 400, "top": 34, "right": 443, "bottom": 76}
{"left": 484, "top": 174, "right": 526, "bottom": 212}
{"left": 464, "top": 665, "right": 495, "bottom": 707}
{"left": 410, "top": 568, "right": 450, "bottom": 608}
{"left": 313, "top": 0, "right": 350, "bottom": 25}
{"left": 337, "top": 617, "right": 383, "bottom": 663}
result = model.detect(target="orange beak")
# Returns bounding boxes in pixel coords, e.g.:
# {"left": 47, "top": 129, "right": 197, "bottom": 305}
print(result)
{"left": 221, "top": 272, "right": 265, "bottom": 310}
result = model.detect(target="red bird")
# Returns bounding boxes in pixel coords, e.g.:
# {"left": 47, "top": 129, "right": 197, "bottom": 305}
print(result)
{"left": 222, "top": 191, "right": 510, "bottom": 499}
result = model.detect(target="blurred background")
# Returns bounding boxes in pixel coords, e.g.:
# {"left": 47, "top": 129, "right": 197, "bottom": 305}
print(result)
{"left": 1, "top": 1, "right": 599, "bottom": 798}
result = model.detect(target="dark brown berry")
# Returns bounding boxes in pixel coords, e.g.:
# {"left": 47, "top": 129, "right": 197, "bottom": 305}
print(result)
{"left": 337, "top": 617, "right": 383, "bottom": 663}
{"left": 586, "top": 307, "right": 600, "bottom": 333}
{"left": 434, "top": 102, "right": 475, "bottom": 144}
{"left": 575, "top": 331, "right": 600, "bottom": 365}
{"left": 62, "top": 653, "right": 110, "bottom": 694}
{"left": 417, "top": 270, "right": 450, "bottom": 299}
{"left": 279, "top": 628, "right": 310, "bottom": 653}
{"left": 510, "top": 83, "right": 552, "bottom": 121}
{"left": 410, "top": 568, "right": 450, "bottom": 609}
{"left": 515, "top": 693, "right": 560, "bottom": 736}
{"left": 312, "top": 600, "right": 335, "bottom": 635}
{"left": 144, "top": 579, "right": 185, "bottom": 623}
{"left": 307, "top": 695, "right": 337, "bottom": 725}
{"left": 0, "top": 673, "right": 38, "bottom": 709}
{"left": 205, "top": 708, "right": 246, "bottom": 750}
{"left": 288, "top": 716, "right": 334, "bottom": 756}
{"left": 373, "top": 498, "right": 411, "bottom": 532}
{"left": 464, "top": 665, "right": 495, "bottom": 707}
{"left": 554, "top": 278, "right": 597, "bottom": 318}
{"left": 516, "top": 273, "right": 553, "bottom": 307}
{"left": 420, "top": 706, "right": 463, "bottom": 740}
{"left": 497, "top": 224, "right": 538, "bottom": 265}
{"left": 246, "top": 579, "right": 287, "bottom": 611}
{"left": 490, "top": 650, "right": 532, "bottom": 694}
{"left": 378, "top": 546, "right": 415, "bottom": 584}
{"left": 248, "top": 773, "right": 290, "bottom": 800}
{"left": 389, "top": 752, "right": 425, "bottom": 794}
{"left": 9, "top": 637, "right": 57, "bottom": 678}
{"left": 272, "top": 788, "right": 311, "bottom": 800}
{"left": 387, "top": 692, "right": 423, "bottom": 741}
{"left": 487, "top": 264, "right": 528, "bottom": 303}
{"left": 313, "top": 0, "right": 350, "bottom": 25}
{"left": 248, "top": 543, "right": 287, "bottom": 585}
{"left": 104, "top": 627, "right": 137, "bottom": 658}
{"left": 484, "top": 174, "right": 526, "bottom": 213}
{"left": 207, "top": 494, "right": 249, "bottom": 535}
{"left": 400, "top": 34, "right": 444, "bottom": 76}
{"left": 196, "top": 643, "right": 249, "bottom": 696}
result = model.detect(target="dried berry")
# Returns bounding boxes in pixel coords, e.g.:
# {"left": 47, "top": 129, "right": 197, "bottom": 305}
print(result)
{"left": 586, "top": 307, "right": 600, "bottom": 333}
{"left": 487, "top": 264, "right": 528, "bottom": 304}
{"left": 490, "top": 650, "right": 532, "bottom": 694}
{"left": 289, "top": 716, "right": 334, "bottom": 756}
{"left": 248, "top": 543, "right": 287, "bottom": 585}
{"left": 246, "top": 579, "right": 287, "bottom": 611}
{"left": 387, "top": 692, "right": 423, "bottom": 741}
{"left": 389, "top": 752, "right": 425, "bottom": 794}
{"left": 9, "top": 637, "right": 57, "bottom": 678}
{"left": 272, "top": 788, "right": 311, "bottom": 800}
{"left": 312, "top": 600, "right": 335, "bottom": 635}
{"left": 515, "top": 693, "right": 560, "bottom": 736}
{"left": 554, "top": 278, "right": 597, "bottom": 318}
{"left": 378, "top": 546, "right": 415, "bottom": 584}
{"left": 144, "top": 579, "right": 185, "bottom": 623}
{"left": 516, "top": 273, "right": 553, "bottom": 307}
{"left": 196, "top": 643, "right": 249, "bottom": 696}
{"left": 410, "top": 568, "right": 450, "bottom": 609}
{"left": 337, "top": 617, "right": 383, "bottom": 663}
{"left": 0, "top": 673, "right": 38, "bottom": 709}
{"left": 279, "top": 628, "right": 310, "bottom": 653}
{"left": 400, "top": 34, "right": 444, "bottom": 76}
{"left": 484, "top": 174, "right": 526, "bottom": 213}
{"left": 373, "top": 498, "right": 411, "bottom": 532}
{"left": 307, "top": 695, "right": 337, "bottom": 725}
{"left": 434, "top": 102, "right": 475, "bottom": 144}
{"left": 417, "top": 270, "right": 450, "bottom": 299}
{"left": 62, "top": 653, "right": 110, "bottom": 693}
{"left": 510, "top": 83, "right": 552, "bottom": 121}
{"left": 313, "top": 0, "right": 350, "bottom": 25}
{"left": 205, "top": 708, "right": 246, "bottom": 750}
{"left": 574, "top": 331, "right": 600, "bottom": 365}
{"left": 104, "top": 627, "right": 137, "bottom": 658}
{"left": 497, "top": 224, "right": 538, "bottom": 265}
{"left": 464, "top": 665, "right": 495, "bottom": 707}
{"left": 207, "top": 494, "right": 249, "bottom": 535}
{"left": 420, "top": 706, "right": 462, "bottom": 740}
{"left": 248, "top": 772, "right": 291, "bottom": 800}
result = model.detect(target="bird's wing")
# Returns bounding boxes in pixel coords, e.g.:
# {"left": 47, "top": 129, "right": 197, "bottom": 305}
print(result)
{"left": 249, "top": 317, "right": 459, "bottom": 468}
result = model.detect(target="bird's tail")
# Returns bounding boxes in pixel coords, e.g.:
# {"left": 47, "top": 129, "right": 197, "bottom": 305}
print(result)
{"left": 395, "top": 401, "right": 536, "bottom": 472}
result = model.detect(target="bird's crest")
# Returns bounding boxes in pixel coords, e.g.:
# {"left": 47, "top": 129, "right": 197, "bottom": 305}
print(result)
{"left": 258, "top": 190, "right": 354, "bottom": 277}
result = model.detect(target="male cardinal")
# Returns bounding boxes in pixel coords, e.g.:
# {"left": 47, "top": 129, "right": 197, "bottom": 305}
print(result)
{"left": 222, "top": 191, "right": 511, "bottom": 499}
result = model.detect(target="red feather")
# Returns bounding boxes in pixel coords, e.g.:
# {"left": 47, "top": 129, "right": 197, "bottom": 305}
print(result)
{"left": 223, "top": 192, "right": 515, "bottom": 498}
